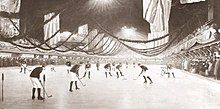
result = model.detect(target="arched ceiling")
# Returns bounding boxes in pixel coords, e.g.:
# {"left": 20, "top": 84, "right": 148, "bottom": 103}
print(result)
{"left": 18, "top": 0, "right": 208, "bottom": 36}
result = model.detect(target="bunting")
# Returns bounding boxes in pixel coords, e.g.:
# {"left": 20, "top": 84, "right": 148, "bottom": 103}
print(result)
{"left": 44, "top": 13, "right": 60, "bottom": 46}
{"left": 0, "top": 0, "right": 20, "bottom": 13}
{"left": 180, "top": 0, "right": 205, "bottom": 4}
{"left": 143, "top": 0, "right": 171, "bottom": 47}
{"left": 78, "top": 24, "right": 89, "bottom": 37}
{"left": 143, "top": 0, "right": 171, "bottom": 32}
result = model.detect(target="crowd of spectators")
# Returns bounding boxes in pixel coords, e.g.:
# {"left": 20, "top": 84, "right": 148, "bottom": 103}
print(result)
{"left": 0, "top": 56, "right": 70, "bottom": 67}
{"left": 181, "top": 57, "right": 220, "bottom": 80}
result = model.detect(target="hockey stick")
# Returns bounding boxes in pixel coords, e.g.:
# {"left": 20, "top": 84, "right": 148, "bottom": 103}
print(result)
{"left": 1, "top": 73, "right": 4, "bottom": 102}
{"left": 122, "top": 75, "right": 127, "bottom": 80}
{"left": 43, "top": 75, "right": 45, "bottom": 101}
{"left": 118, "top": 69, "right": 127, "bottom": 80}
{"left": 39, "top": 80, "right": 52, "bottom": 98}
{"left": 133, "top": 75, "right": 140, "bottom": 80}
{"left": 16, "top": 61, "right": 32, "bottom": 72}
{"left": 76, "top": 76, "right": 86, "bottom": 86}
{"left": 24, "top": 67, "right": 32, "bottom": 72}
{"left": 133, "top": 72, "right": 143, "bottom": 80}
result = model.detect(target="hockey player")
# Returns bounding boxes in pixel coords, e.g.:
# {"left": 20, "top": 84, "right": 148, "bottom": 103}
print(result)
{"left": 82, "top": 61, "right": 91, "bottom": 79}
{"left": 96, "top": 61, "right": 100, "bottom": 71}
{"left": 66, "top": 61, "right": 71, "bottom": 73}
{"left": 30, "top": 64, "right": 46, "bottom": 100}
{"left": 111, "top": 62, "right": 116, "bottom": 77}
{"left": 50, "top": 62, "right": 56, "bottom": 72}
{"left": 137, "top": 64, "right": 153, "bottom": 84}
{"left": 69, "top": 63, "right": 82, "bottom": 91}
{"left": 20, "top": 61, "right": 27, "bottom": 74}
{"left": 125, "top": 62, "right": 128, "bottom": 68}
{"left": 104, "top": 63, "right": 112, "bottom": 78}
{"left": 116, "top": 63, "right": 124, "bottom": 78}
{"left": 167, "top": 64, "right": 175, "bottom": 78}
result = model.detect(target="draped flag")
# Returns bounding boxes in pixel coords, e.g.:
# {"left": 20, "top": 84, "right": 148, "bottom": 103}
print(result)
{"left": 0, "top": 0, "right": 20, "bottom": 13}
{"left": 44, "top": 13, "right": 60, "bottom": 46}
{"left": 143, "top": 0, "right": 159, "bottom": 24}
{"left": 143, "top": 0, "right": 171, "bottom": 32}
{"left": 87, "top": 29, "right": 98, "bottom": 50}
{"left": 78, "top": 24, "right": 88, "bottom": 37}
{"left": 0, "top": 0, "right": 20, "bottom": 37}
{"left": 143, "top": 0, "right": 172, "bottom": 47}
{"left": 180, "top": 0, "right": 205, "bottom": 4}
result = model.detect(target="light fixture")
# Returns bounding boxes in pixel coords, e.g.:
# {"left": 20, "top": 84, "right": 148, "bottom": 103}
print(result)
{"left": 87, "top": 0, "right": 121, "bottom": 13}
{"left": 121, "top": 26, "right": 137, "bottom": 36}
{"left": 93, "top": 0, "right": 114, "bottom": 4}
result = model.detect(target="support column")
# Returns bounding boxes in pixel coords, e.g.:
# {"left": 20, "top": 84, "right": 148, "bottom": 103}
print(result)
{"left": 208, "top": 0, "right": 220, "bottom": 29}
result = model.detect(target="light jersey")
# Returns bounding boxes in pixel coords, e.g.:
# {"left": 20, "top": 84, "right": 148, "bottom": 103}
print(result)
{"left": 21, "top": 64, "right": 27, "bottom": 68}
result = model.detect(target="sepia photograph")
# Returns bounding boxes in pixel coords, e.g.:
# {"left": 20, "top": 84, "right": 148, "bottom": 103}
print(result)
{"left": 0, "top": 0, "right": 220, "bottom": 109}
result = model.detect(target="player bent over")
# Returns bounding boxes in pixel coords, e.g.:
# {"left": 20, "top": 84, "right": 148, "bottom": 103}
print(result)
{"left": 69, "top": 64, "right": 81, "bottom": 92}
{"left": 137, "top": 64, "right": 153, "bottom": 84}
{"left": 30, "top": 64, "right": 46, "bottom": 100}
{"left": 116, "top": 63, "right": 124, "bottom": 78}
{"left": 104, "top": 63, "right": 112, "bottom": 78}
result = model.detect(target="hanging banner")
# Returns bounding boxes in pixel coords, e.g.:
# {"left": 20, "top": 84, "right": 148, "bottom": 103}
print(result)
{"left": 143, "top": 0, "right": 171, "bottom": 48}
{"left": 180, "top": 0, "right": 205, "bottom": 4}
{"left": 44, "top": 12, "right": 60, "bottom": 46}
{"left": 0, "top": 0, "right": 20, "bottom": 38}
{"left": 0, "top": 0, "right": 20, "bottom": 13}
{"left": 143, "top": 0, "right": 171, "bottom": 32}
{"left": 78, "top": 24, "right": 88, "bottom": 36}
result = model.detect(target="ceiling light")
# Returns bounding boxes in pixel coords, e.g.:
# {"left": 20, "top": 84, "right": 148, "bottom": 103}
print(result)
{"left": 87, "top": 0, "right": 121, "bottom": 13}
{"left": 121, "top": 26, "right": 137, "bottom": 36}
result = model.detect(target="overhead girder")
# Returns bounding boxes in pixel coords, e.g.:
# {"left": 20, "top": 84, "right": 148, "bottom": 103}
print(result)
{"left": 186, "top": 51, "right": 194, "bottom": 59}
{"left": 177, "top": 54, "right": 186, "bottom": 59}
{"left": 201, "top": 48, "right": 209, "bottom": 56}
{"left": 172, "top": 55, "right": 179, "bottom": 59}
{"left": 210, "top": 44, "right": 220, "bottom": 53}
{"left": 189, "top": 50, "right": 199, "bottom": 58}
{"left": 183, "top": 52, "right": 188, "bottom": 58}
{"left": 194, "top": 49, "right": 204, "bottom": 57}
{"left": 173, "top": 54, "right": 180, "bottom": 60}
{"left": 202, "top": 46, "right": 212, "bottom": 56}
{"left": 184, "top": 52, "right": 192, "bottom": 59}
{"left": 192, "top": 49, "right": 200, "bottom": 57}
{"left": 175, "top": 54, "right": 183, "bottom": 60}
{"left": 197, "top": 49, "right": 206, "bottom": 57}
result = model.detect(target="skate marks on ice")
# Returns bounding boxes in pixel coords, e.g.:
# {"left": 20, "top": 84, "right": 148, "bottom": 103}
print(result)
{"left": 1, "top": 65, "right": 220, "bottom": 109}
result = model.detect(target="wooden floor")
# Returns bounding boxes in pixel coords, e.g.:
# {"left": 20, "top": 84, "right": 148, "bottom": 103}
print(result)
{"left": 1, "top": 64, "right": 220, "bottom": 109}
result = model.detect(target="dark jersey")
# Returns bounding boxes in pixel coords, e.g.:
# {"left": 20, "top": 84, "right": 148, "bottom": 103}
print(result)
{"left": 116, "top": 64, "right": 122, "bottom": 69}
{"left": 140, "top": 65, "right": 148, "bottom": 71}
{"left": 85, "top": 63, "right": 91, "bottom": 68}
{"left": 70, "top": 64, "right": 80, "bottom": 75}
{"left": 204, "top": 62, "right": 209, "bottom": 69}
{"left": 104, "top": 64, "right": 111, "bottom": 69}
{"left": 96, "top": 63, "right": 99, "bottom": 67}
{"left": 30, "top": 67, "right": 43, "bottom": 78}
{"left": 66, "top": 61, "right": 71, "bottom": 66}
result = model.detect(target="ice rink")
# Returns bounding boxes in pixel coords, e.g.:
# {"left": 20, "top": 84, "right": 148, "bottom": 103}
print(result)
{"left": 1, "top": 64, "right": 220, "bottom": 109}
